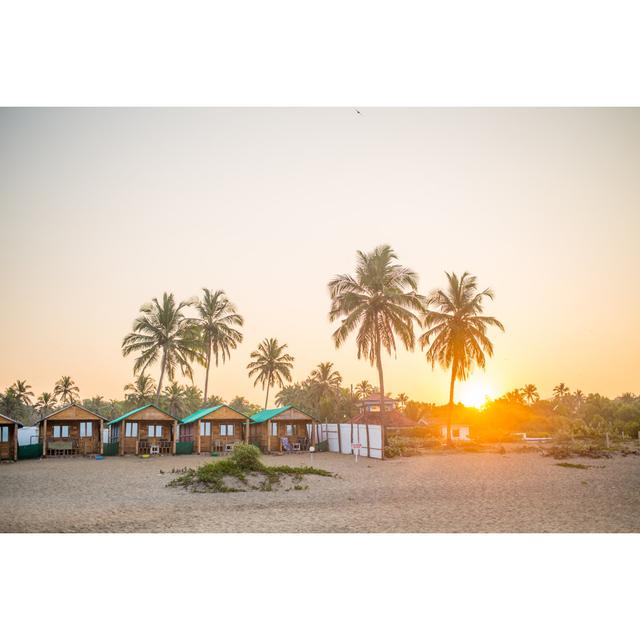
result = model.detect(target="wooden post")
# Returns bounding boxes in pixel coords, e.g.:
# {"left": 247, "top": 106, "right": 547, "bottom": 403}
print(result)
{"left": 135, "top": 424, "right": 140, "bottom": 455}
{"left": 365, "top": 422, "right": 370, "bottom": 458}
{"left": 42, "top": 419, "right": 48, "bottom": 457}
{"left": 99, "top": 419, "right": 104, "bottom": 455}
{"left": 13, "top": 424, "right": 18, "bottom": 461}
{"left": 172, "top": 421, "right": 177, "bottom": 455}
{"left": 245, "top": 419, "right": 250, "bottom": 444}
{"left": 119, "top": 421, "right": 125, "bottom": 456}
{"left": 197, "top": 420, "right": 202, "bottom": 454}
{"left": 267, "top": 420, "right": 272, "bottom": 453}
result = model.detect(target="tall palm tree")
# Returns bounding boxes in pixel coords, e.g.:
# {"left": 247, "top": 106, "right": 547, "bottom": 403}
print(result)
{"left": 247, "top": 338, "right": 294, "bottom": 409}
{"left": 35, "top": 392, "right": 56, "bottom": 418}
{"left": 522, "top": 383, "right": 539, "bottom": 405}
{"left": 355, "top": 380, "right": 374, "bottom": 399}
{"left": 53, "top": 376, "right": 80, "bottom": 404}
{"left": 162, "top": 382, "right": 186, "bottom": 417}
{"left": 11, "top": 380, "right": 34, "bottom": 405}
{"left": 328, "top": 245, "right": 424, "bottom": 414}
{"left": 124, "top": 374, "right": 156, "bottom": 404}
{"left": 419, "top": 272, "right": 504, "bottom": 443}
{"left": 553, "top": 383, "right": 570, "bottom": 399}
{"left": 122, "top": 292, "right": 202, "bottom": 404}
{"left": 396, "top": 392, "right": 409, "bottom": 410}
{"left": 195, "top": 288, "right": 244, "bottom": 402}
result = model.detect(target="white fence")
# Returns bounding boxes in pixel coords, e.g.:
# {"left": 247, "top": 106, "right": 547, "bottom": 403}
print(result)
{"left": 318, "top": 423, "right": 384, "bottom": 459}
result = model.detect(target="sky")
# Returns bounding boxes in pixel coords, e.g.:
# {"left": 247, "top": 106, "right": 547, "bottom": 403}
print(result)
{"left": 1, "top": 108, "right": 639, "bottom": 407}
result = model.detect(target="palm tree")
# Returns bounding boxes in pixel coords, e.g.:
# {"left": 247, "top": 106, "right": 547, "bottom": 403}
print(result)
{"left": 396, "top": 392, "right": 409, "bottom": 410}
{"left": 0, "top": 387, "right": 21, "bottom": 418}
{"left": 419, "top": 272, "right": 504, "bottom": 443}
{"left": 162, "top": 382, "right": 186, "bottom": 417}
{"left": 122, "top": 292, "right": 202, "bottom": 403}
{"left": 504, "top": 389, "right": 525, "bottom": 404}
{"left": 124, "top": 374, "right": 156, "bottom": 404}
{"left": 553, "top": 383, "right": 570, "bottom": 399}
{"left": 247, "top": 338, "right": 294, "bottom": 409}
{"left": 522, "top": 383, "right": 539, "bottom": 405}
{"left": 195, "top": 289, "right": 244, "bottom": 402}
{"left": 328, "top": 245, "right": 424, "bottom": 414}
{"left": 183, "top": 385, "right": 204, "bottom": 413}
{"left": 355, "top": 380, "right": 374, "bottom": 399}
{"left": 11, "top": 380, "right": 34, "bottom": 405}
{"left": 53, "top": 376, "right": 80, "bottom": 404}
{"left": 309, "top": 362, "right": 343, "bottom": 422}
{"left": 35, "top": 392, "right": 56, "bottom": 418}
{"left": 309, "top": 362, "right": 342, "bottom": 396}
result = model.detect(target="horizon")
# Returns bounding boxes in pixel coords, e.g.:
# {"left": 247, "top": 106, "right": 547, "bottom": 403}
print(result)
{"left": 1, "top": 108, "right": 639, "bottom": 405}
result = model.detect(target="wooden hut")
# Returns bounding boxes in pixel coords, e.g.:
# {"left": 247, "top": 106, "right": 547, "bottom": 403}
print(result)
{"left": 249, "top": 405, "right": 317, "bottom": 453}
{"left": 106, "top": 404, "right": 178, "bottom": 456}
{"left": 180, "top": 404, "right": 251, "bottom": 454}
{"left": 0, "top": 412, "right": 23, "bottom": 461}
{"left": 37, "top": 403, "right": 106, "bottom": 457}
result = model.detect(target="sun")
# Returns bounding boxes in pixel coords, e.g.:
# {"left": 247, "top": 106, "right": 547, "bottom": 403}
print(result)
{"left": 457, "top": 380, "right": 494, "bottom": 409}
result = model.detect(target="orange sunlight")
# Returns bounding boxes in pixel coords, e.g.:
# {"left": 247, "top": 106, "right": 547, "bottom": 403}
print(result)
{"left": 457, "top": 380, "right": 494, "bottom": 409}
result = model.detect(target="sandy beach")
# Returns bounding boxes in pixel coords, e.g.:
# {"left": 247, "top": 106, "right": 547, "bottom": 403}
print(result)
{"left": 1, "top": 449, "right": 639, "bottom": 533}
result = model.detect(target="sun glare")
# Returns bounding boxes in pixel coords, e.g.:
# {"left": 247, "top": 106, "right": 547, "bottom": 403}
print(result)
{"left": 458, "top": 381, "right": 494, "bottom": 409}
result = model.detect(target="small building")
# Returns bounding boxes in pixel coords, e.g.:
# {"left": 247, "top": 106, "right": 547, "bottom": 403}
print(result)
{"left": 440, "top": 424, "right": 471, "bottom": 441}
{"left": 357, "top": 393, "right": 396, "bottom": 413}
{"left": 37, "top": 403, "right": 106, "bottom": 456}
{"left": 106, "top": 404, "right": 178, "bottom": 455}
{"left": 180, "top": 404, "right": 250, "bottom": 454}
{"left": 249, "top": 405, "right": 317, "bottom": 453}
{"left": 0, "top": 412, "right": 23, "bottom": 461}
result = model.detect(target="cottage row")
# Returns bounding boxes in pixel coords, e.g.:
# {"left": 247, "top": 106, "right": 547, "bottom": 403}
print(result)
{"left": 0, "top": 403, "right": 321, "bottom": 461}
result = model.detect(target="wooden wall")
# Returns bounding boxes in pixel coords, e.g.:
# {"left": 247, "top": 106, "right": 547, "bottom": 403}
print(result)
{"left": 0, "top": 422, "right": 16, "bottom": 460}
{"left": 45, "top": 420, "right": 100, "bottom": 454}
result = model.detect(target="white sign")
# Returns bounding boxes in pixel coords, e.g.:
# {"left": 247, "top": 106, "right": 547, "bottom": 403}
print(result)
{"left": 352, "top": 442, "right": 361, "bottom": 462}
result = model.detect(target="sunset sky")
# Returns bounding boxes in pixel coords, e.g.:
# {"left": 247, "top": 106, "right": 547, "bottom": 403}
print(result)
{"left": 1, "top": 108, "right": 639, "bottom": 407}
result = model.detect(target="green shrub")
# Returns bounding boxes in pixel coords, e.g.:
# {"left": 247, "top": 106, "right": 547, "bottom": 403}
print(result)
{"left": 230, "top": 443, "right": 263, "bottom": 471}
{"left": 314, "top": 441, "right": 329, "bottom": 452}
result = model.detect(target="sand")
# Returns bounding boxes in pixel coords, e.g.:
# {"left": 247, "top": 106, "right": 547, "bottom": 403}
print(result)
{"left": 1, "top": 449, "right": 639, "bottom": 532}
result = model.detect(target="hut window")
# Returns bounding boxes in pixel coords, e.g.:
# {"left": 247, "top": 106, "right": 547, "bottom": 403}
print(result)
{"left": 0, "top": 426, "right": 8, "bottom": 442}
{"left": 270, "top": 422, "right": 278, "bottom": 436}
{"left": 220, "top": 424, "right": 234, "bottom": 436}
{"left": 53, "top": 425, "right": 69, "bottom": 438}
{"left": 125, "top": 422, "right": 138, "bottom": 437}
{"left": 80, "top": 422, "right": 93, "bottom": 438}
{"left": 286, "top": 424, "right": 294, "bottom": 436}
{"left": 148, "top": 425, "right": 163, "bottom": 438}
{"left": 200, "top": 422, "right": 211, "bottom": 436}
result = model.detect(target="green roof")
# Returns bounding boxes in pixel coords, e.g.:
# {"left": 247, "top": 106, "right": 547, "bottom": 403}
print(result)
{"left": 181, "top": 403, "right": 250, "bottom": 424}
{"left": 250, "top": 405, "right": 316, "bottom": 423}
{"left": 106, "top": 404, "right": 176, "bottom": 426}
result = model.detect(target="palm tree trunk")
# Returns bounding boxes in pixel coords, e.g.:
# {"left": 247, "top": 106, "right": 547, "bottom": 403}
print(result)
{"left": 156, "top": 350, "right": 167, "bottom": 404}
{"left": 446, "top": 361, "right": 457, "bottom": 445}
{"left": 264, "top": 383, "right": 270, "bottom": 410}
{"left": 374, "top": 324, "right": 385, "bottom": 415}
{"left": 203, "top": 342, "right": 211, "bottom": 403}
